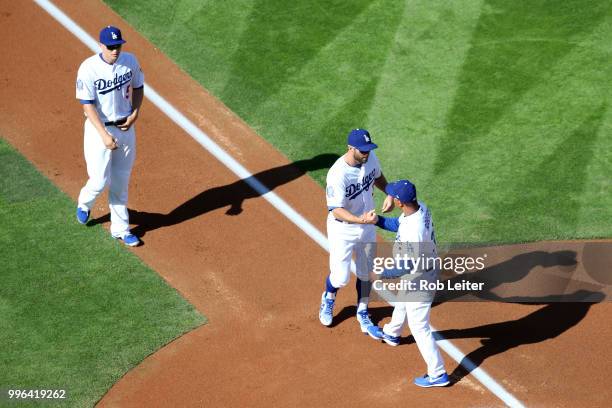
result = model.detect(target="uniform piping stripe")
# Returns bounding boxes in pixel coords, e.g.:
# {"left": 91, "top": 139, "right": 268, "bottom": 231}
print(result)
{"left": 34, "top": 1, "right": 525, "bottom": 406}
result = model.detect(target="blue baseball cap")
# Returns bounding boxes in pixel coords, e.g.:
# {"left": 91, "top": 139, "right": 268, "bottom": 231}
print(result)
{"left": 99, "top": 26, "right": 126, "bottom": 46}
{"left": 347, "top": 129, "right": 378, "bottom": 152}
{"left": 385, "top": 180, "right": 417, "bottom": 203}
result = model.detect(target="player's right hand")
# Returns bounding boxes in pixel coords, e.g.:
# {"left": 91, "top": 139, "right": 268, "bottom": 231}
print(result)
{"left": 102, "top": 133, "right": 118, "bottom": 150}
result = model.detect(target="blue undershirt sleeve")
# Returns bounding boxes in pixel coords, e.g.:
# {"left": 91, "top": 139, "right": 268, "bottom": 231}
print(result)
{"left": 375, "top": 215, "right": 400, "bottom": 232}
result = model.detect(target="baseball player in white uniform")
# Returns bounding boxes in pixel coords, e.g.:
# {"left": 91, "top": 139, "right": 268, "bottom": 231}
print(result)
{"left": 75, "top": 26, "right": 144, "bottom": 247}
{"left": 367, "top": 180, "right": 449, "bottom": 388}
{"left": 319, "top": 129, "right": 394, "bottom": 333}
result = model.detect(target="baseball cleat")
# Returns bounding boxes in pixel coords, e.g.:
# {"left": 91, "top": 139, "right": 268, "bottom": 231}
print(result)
{"left": 366, "top": 325, "right": 400, "bottom": 346}
{"left": 319, "top": 292, "right": 335, "bottom": 326}
{"left": 76, "top": 207, "right": 90, "bottom": 224}
{"left": 414, "top": 372, "right": 450, "bottom": 388}
{"left": 114, "top": 232, "right": 141, "bottom": 247}
{"left": 356, "top": 309, "right": 374, "bottom": 334}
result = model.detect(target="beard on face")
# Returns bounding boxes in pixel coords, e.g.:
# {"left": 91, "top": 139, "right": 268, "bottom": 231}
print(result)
{"left": 354, "top": 150, "right": 369, "bottom": 163}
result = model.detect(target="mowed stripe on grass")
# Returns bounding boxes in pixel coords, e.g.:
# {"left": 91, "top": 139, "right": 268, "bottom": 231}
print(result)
{"left": 103, "top": 0, "right": 612, "bottom": 244}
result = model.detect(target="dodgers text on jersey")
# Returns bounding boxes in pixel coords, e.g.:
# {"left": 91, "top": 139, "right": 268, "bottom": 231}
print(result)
{"left": 345, "top": 168, "right": 377, "bottom": 200}
{"left": 94, "top": 71, "right": 133, "bottom": 94}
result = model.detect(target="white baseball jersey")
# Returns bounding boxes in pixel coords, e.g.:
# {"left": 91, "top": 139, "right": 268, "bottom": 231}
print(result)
{"left": 394, "top": 201, "right": 437, "bottom": 273}
{"left": 75, "top": 52, "right": 144, "bottom": 122}
{"left": 325, "top": 151, "right": 382, "bottom": 220}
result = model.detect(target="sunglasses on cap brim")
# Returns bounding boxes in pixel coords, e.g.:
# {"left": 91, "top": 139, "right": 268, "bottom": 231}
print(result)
{"left": 106, "top": 43, "right": 122, "bottom": 51}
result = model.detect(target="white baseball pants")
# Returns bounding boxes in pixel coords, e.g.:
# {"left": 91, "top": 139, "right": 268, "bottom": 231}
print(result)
{"left": 327, "top": 217, "right": 376, "bottom": 288}
{"left": 77, "top": 119, "right": 136, "bottom": 238}
{"left": 383, "top": 300, "right": 446, "bottom": 378}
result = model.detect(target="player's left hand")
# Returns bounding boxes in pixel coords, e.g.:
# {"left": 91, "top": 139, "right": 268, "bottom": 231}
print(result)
{"left": 118, "top": 112, "right": 138, "bottom": 131}
{"left": 381, "top": 194, "right": 394, "bottom": 213}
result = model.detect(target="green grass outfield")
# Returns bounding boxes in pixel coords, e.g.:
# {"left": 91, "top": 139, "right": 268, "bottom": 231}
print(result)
{"left": 105, "top": 0, "right": 612, "bottom": 244}
{"left": 0, "top": 139, "right": 205, "bottom": 407}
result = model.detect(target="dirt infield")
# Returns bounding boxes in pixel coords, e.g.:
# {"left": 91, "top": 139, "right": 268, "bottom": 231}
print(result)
{"left": 1, "top": 1, "right": 611, "bottom": 407}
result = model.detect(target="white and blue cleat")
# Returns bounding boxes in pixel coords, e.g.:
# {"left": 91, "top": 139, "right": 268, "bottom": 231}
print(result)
{"left": 76, "top": 207, "right": 90, "bottom": 224}
{"left": 413, "top": 372, "right": 450, "bottom": 388}
{"left": 366, "top": 325, "right": 400, "bottom": 346}
{"left": 356, "top": 309, "right": 374, "bottom": 334}
{"left": 113, "top": 232, "right": 141, "bottom": 247}
{"left": 319, "top": 292, "right": 335, "bottom": 326}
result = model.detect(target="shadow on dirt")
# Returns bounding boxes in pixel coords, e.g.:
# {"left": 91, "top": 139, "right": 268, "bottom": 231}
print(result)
{"left": 333, "top": 249, "right": 605, "bottom": 384}
{"left": 88, "top": 153, "right": 339, "bottom": 239}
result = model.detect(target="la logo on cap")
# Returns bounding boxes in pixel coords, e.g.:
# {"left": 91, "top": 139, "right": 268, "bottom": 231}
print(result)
{"left": 111, "top": 32, "right": 118, "bottom": 39}
{"left": 364, "top": 134, "right": 371, "bottom": 143}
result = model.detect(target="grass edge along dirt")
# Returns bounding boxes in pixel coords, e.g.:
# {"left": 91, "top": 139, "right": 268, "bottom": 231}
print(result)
{"left": 0, "top": 138, "right": 206, "bottom": 408}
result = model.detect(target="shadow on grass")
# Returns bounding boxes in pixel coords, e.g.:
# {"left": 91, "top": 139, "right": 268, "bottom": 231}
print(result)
{"left": 435, "top": 250, "right": 581, "bottom": 303}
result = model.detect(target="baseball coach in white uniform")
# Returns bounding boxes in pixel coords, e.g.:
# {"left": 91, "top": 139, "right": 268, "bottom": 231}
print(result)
{"left": 367, "top": 179, "right": 449, "bottom": 388}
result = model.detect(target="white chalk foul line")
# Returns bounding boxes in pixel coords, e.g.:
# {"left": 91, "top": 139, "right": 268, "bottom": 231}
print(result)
{"left": 34, "top": 1, "right": 524, "bottom": 406}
